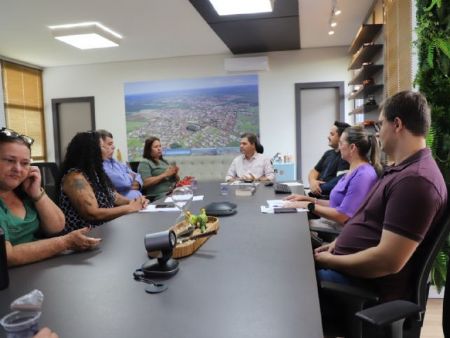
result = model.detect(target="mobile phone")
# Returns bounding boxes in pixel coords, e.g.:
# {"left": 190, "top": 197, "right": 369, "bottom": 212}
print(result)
{"left": 155, "top": 203, "right": 174, "bottom": 208}
{"left": 274, "top": 207, "right": 297, "bottom": 214}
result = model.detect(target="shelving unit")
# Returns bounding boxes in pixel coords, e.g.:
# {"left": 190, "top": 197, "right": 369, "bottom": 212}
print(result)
{"left": 349, "top": 64, "right": 383, "bottom": 85}
{"left": 348, "top": 44, "right": 383, "bottom": 70}
{"left": 349, "top": 84, "right": 384, "bottom": 100}
{"left": 348, "top": 23, "right": 384, "bottom": 120}
{"left": 348, "top": 24, "right": 384, "bottom": 54}
{"left": 349, "top": 104, "right": 379, "bottom": 116}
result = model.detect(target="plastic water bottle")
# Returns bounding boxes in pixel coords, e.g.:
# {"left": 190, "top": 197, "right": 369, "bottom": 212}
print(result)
{"left": 1, "top": 311, "right": 41, "bottom": 338}
{"left": 0, "top": 228, "right": 9, "bottom": 290}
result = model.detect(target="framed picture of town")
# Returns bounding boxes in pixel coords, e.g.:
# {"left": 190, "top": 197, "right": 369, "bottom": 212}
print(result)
{"left": 124, "top": 74, "right": 259, "bottom": 160}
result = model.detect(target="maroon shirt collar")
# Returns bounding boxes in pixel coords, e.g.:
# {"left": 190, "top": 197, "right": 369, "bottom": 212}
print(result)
{"left": 383, "top": 148, "right": 431, "bottom": 175}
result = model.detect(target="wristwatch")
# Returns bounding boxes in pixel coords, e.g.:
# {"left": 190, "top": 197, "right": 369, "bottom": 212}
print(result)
{"left": 307, "top": 202, "right": 315, "bottom": 213}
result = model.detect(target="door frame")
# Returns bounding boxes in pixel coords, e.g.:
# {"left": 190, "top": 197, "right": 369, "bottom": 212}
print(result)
{"left": 51, "top": 96, "right": 95, "bottom": 165}
{"left": 294, "top": 82, "right": 345, "bottom": 181}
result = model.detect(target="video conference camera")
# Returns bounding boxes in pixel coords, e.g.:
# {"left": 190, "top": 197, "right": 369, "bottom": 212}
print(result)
{"left": 142, "top": 230, "right": 179, "bottom": 278}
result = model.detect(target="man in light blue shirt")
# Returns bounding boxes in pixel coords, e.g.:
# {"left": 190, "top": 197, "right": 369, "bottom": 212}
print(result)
{"left": 98, "top": 130, "right": 143, "bottom": 199}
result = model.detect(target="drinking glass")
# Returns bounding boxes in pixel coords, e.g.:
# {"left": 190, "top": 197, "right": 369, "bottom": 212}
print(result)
{"left": 171, "top": 186, "right": 194, "bottom": 223}
{"left": 220, "top": 183, "right": 229, "bottom": 196}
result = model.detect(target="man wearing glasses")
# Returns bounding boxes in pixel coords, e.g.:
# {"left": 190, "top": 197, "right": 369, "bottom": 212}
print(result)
{"left": 314, "top": 91, "right": 447, "bottom": 320}
{"left": 0, "top": 128, "right": 100, "bottom": 267}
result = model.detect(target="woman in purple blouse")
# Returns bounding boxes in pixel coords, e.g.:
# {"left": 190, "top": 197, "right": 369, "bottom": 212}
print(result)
{"left": 285, "top": 125, "right": 381, "bottom": 228}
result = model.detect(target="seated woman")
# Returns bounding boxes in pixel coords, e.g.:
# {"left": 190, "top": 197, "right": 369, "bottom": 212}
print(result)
{"left": 59, "top": 131, "right": 148, "bottom": 233}
{"left": 137, "top": 137, "right": 179, "bottom": 201}
{"left": 285, "top": 125, "right": 381, "bottom": 229}
{"left": 0, "top": 128, "right": 100, "bottom": 267}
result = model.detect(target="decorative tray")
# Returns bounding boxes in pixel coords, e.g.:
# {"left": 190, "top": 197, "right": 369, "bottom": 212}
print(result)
{"left": 170, "top": 216, "right": 219, "bottom": 258}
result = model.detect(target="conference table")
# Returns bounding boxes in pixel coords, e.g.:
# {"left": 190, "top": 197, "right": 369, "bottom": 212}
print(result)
{"left": 0, "top": 182, "right": 323, "bottom": 338}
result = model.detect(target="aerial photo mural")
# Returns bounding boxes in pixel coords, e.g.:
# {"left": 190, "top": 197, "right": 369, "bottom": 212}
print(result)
{"left": 124, "top": 74, "right": 259, "bottom": 160}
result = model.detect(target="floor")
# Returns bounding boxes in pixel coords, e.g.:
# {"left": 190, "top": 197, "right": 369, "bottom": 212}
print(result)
{"left": 422, "top": 299, "right": 443, "bottom": 338}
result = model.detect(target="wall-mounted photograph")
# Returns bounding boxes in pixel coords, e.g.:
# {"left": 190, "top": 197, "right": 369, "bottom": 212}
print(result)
{"left": 124, "top": 74, "right": 259, "bottom": 160}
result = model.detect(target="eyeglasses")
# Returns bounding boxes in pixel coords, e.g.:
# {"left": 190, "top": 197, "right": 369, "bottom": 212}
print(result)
{"left": 0, "top": 128, "right": 34, "bottom": 146}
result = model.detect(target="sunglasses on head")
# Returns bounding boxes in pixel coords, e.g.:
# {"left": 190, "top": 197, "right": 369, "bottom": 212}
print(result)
{"left": 0, "top": 127, "right": 34, "bottom": 146}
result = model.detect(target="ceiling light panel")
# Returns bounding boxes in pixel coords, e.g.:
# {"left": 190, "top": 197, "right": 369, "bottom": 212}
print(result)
{"left": 49, "top": 22, "right": 122, "bottom": 50}
{"left": 209, "top": 0, "right": 274, "bottom": 15}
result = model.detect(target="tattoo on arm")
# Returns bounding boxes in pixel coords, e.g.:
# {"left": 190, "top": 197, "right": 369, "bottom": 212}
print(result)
{"left": 72, "top": 178, "right": 87, "bottom": 191}
{"left": 68, "top": 176, "right": 96, "bottom": 205}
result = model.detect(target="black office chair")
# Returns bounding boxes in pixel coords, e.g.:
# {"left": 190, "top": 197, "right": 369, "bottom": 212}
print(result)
{"left": 310, "top": 223, "right": 341, "bottom": 244}
{"left": 33, "top": 162, "right": 60, "bottom": 203}
{"left": 320, "top": 183, "right": 450, "bottom": 338}
{"left": 445, "top": 267, "right": 450, "bottom": 338}
{"left": 355, "top": 240, "right": 450, "bottom": 338}
{"left": 129, "top": 161, "right": 140, "bottom": 173}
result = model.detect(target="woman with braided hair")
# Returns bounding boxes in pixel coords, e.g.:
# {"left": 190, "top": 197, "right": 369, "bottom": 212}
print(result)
{"left": 59, "top": 131, "right": 148, "bottom": 233}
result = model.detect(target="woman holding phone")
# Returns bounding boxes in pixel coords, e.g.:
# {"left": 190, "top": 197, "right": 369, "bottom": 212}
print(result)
{"left": 0, "top": 128, "right": 100, "bottom": 266}
{"left": 138, "top": 136, "right": 179, "bottom": 201}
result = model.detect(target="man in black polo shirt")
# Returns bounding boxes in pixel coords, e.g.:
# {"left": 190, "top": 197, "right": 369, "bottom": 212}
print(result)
{"left": 308, "top": 121, "right": 350, "bottom": 197}
{"left": 315, "top": 91, "right": 447, "bottom": 304}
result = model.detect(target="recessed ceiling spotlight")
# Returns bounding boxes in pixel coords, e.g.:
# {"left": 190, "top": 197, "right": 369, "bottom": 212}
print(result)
{"left": 49, "top": 22, "right": 122, "bottom": 49}
{"left": 328, "top": 0, "right": 340, "bottom": 35}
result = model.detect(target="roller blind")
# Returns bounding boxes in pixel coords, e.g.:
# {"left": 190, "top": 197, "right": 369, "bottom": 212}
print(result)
{"left": 1, "top": 61, "right": 46, "bottom": 160}
{"left": 385, "top": 0, "right": 413, "bottom": 96}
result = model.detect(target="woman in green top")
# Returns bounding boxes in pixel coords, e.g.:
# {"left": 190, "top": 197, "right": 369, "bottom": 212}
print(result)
{"left": 138, "top": 137, "right": 179, "bottom": 201}
{"left": 0, "top": 127, "right": 100, "bottom": 267}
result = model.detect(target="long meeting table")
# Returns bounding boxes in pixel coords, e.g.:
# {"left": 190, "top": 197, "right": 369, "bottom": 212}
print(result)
{"left": 0, "top": 181, "right": 323, "bottom": 338}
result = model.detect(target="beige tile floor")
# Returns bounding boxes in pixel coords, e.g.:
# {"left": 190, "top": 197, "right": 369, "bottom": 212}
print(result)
{"left": 422, "top": 299, "right": 444, "bottom": 338}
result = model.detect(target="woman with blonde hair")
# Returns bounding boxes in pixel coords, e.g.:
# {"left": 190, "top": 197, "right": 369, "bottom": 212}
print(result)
{"left": 285, "top": 125, "right": 381, "bottom": 229}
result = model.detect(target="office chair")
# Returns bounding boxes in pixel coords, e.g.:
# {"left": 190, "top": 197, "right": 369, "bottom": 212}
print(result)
{"left": 445, "top": 267, "right": 450, "bottom": 338}
{"left": 129, "top": 161, "right": 140, "bottom": 173}
{"left": 310, "top": 223, "right": 341, "bottom": 243}
{"left": 33, "top": 162, "right": 60, "bottom": 203}
{"left": 320, "top": 183, "right": 450, "bottom": 338}
{"left": 355, "top": 239, "right": 450, "bottom": 338}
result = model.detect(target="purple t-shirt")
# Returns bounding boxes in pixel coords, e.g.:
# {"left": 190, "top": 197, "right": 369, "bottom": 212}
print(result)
{"left": 329, "top": 163, "right": 378, "bottom": 218}
{"left": 334, "top": 148, "right": 447, "bottom": 301}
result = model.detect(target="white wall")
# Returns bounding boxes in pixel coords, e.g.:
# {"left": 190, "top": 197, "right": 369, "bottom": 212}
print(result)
{"left": 43, "top": 47, "right": 351, "bottom": 172}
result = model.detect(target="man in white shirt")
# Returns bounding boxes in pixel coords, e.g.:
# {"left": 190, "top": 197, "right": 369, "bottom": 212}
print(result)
{"left": 225, "top": 133, "right": 274, "bottom": 182}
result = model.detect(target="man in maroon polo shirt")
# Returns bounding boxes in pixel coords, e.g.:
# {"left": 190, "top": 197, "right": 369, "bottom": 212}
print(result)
{"left": 314, "top": 91, "right": 447, "bottom": 305}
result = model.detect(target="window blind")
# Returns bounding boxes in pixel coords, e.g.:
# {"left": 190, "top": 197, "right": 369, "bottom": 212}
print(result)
{"left": 1, "top": 61, "right": 46, "bottom": 160}
{"left": 385, "top": 0, "right": 413, "bottom": 96}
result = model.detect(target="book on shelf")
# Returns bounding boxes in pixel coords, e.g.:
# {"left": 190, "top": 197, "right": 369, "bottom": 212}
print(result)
{"left": 235, "top": 186, "right": 256, "bottom": 197}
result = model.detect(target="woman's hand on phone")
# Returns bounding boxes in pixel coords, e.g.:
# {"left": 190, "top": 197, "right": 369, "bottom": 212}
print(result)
{"left": 22, "top": 166, "right": 42, "bottom": 199}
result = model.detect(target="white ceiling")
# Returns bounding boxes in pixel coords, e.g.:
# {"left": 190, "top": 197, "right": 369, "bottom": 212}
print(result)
{"left": 0, "top": 0, "right": 374, "bottom": 68}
